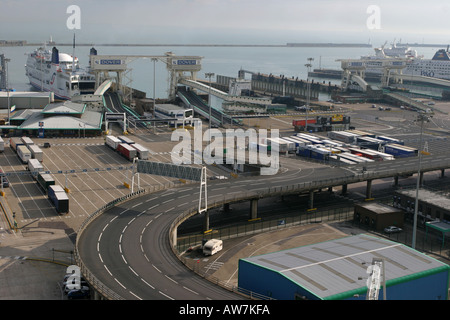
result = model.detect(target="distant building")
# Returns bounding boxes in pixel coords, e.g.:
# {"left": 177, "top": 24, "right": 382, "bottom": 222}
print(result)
{"left": 394, "top": 188, "right": 450, "bottom": 227}
{"left": 353, "top": 202, "right": 404, "bottom": 231}
{"left": 9, "top": 101, "right": 103, "bottom": 137}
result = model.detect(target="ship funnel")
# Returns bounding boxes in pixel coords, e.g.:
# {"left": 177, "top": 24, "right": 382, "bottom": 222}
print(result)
{"left": 51, "top": 47, "right": 59, "bottom": 64}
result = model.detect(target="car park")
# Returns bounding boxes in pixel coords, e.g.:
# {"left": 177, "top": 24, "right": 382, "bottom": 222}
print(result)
{"left": 384, "top": 226, "right": 402, "bottom": 234}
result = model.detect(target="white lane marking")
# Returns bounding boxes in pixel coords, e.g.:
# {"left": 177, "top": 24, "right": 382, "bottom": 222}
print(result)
{"left": 159, "top": 291, "right": 174, "bottom": 300}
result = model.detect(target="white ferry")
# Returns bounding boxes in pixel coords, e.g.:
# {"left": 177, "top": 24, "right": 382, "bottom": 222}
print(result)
{"left": 25, "top": 45, "right": 96, "bottom": 100}
{"left": 361, "top": 43, "right": 450, "bottom": 81}
{"left": 404, "top": 48, "right": 450, "bottom": 80}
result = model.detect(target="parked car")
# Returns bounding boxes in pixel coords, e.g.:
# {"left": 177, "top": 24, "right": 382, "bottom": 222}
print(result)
{"left": 0, "top": 169, "right": 9, "bottom": 188}
{"left": 67, "top": 286, "right": 90, "bottom": 300}
{"left": 384, "top": 226, "right": 402, "bottom": 234}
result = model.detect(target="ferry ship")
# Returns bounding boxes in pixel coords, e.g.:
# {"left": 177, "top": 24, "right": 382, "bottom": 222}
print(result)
{"left": 25, "top": 45, "right": 96, "bottom": 100}
{"left": 361, "top": 43, "right": 450, "bottom": 81}
{"left": 404, "top": 48, "right": 450, "bottom": 80}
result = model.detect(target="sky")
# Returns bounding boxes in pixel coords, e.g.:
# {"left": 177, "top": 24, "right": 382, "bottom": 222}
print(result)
{"left": 2, "top": 0, "right": 450, "bottom": 45}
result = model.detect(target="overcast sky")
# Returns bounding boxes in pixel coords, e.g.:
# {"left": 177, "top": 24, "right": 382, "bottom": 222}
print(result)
{"left": 2, "top": 0, "right": 450, "bottom": 45}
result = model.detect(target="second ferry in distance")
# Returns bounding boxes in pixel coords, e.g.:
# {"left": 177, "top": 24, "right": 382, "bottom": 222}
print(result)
{"left": 25, "top": 45, "right": 96, "bottom": 100}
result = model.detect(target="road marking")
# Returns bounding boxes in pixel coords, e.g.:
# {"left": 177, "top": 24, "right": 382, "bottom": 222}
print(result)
{"left": 114, "top": 278, "right": 126, "bottom": 289}
{"left": 165, "top": 274, "right": 178, "bottom": 284}
{"left": 141, "top": 278, "right": 155, "bottom": 289}
{"left": 129, "top": 291, "right": 142, "bottom": 300}
{"left": 152, "top": 264, "right": 161, "bottom": 273}
{"left": 159, "top": 291, "right": 174, "bottom": 300}
{"left": 183, "top": 286, "right": 199, "bottom": 295}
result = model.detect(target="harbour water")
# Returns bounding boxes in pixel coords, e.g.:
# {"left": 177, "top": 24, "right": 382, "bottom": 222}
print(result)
{"left": 1, "top": 44, "right": 445, "bottom": 100}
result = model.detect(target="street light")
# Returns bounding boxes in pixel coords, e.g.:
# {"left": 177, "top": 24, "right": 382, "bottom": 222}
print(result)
{"left": 304, "top": 58, "right": 314, "bottom": 132}
{"left": 151, "top": 58, "right": 157, "bottom": 119}
{"left": 412, "top": 112, "right": 432, "bottom": 249}
{"left": 4, "top": 57, "right": 11, "bottom": 124}
{"left": 205, "top": 72, "right": 215, "bottom": 140}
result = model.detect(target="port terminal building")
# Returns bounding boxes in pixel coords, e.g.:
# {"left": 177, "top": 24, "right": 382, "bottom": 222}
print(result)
{"left": 238, "top": 234, "right": 450, "bottom": 300}
{"left": 7, "top": 100, "right": 103, "bottom": 137}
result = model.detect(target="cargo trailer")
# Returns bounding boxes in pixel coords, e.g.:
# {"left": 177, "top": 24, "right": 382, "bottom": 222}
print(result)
{"left": 28, "top": 144, "right": 43, "bottom": 162}
{"left": 48, "top": 185, "right": 69, "bottom": 214}
{"left": 327, "top": 131, "right": 358, "bottom": 144}
{"left": 131, "top": 143, "right": 149, "bottom": 160}
{"left": 37, "top": 172, "right": 55, "bottom": 192}
{"left": 105, "top": 135, "right": 122, "bottom": 150}
{"left": 21, "top": 137, "right": 34, "bottom": 146}
{"left": 376, "top": 135, "right": 404, "bottom": 145}
{"left": 17, "top": 145, "right": 32, "bottom": 163}
{"left": 383, "top": 144, "right": 418, "bottom": 158}
{"left": 338, "top": 152, "right": 374, "bottom": 163}
{"left": 0, "top": 137, "right": 4, "bottom": 152}
{"left": 10, "top": 137, "right": 23, "bottom": 152}
{"left": 117, "top": 143, "right": 137, "bottom": 161}
{"left": 277, "top": 138, "right": 296, "bottom": 153}
{"left": 310, "top": 147, "right": 332, "bottom": 161}
{"left": 28, "top": 158, "right": 44, "bottom": 178}
{"left": 118, "top": 135, "right": 135, "bottom": 145}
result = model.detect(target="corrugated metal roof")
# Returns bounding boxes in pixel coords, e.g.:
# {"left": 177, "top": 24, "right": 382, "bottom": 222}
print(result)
{"left": 18, "top": 110, "right": 102, "bottom": 130}
{"left": 42, "top": 101, "right": 86, "bottom": 114}
{"left": 241, "top": 234, "right": 449, "bottom": 299}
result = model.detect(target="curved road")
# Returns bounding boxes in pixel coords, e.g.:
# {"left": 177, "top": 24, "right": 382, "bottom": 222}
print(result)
{"left": 77, "top": 154, "right": 450, "bottom": 300}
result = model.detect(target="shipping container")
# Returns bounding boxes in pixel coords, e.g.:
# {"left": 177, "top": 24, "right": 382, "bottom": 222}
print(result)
{"left": 28, "top": 144, "right": 44, "bottom": 162}
{"left": 383, "top": 144, "right": 418, "bottom": 158}
{"left": 296, "top": 133, "right": 323, "bottom": 145}
{"left": 48, "top": 185, "right": 69, "bottom": 214}
{"left": 10, "top": 137, "right": 23, "bottom": 152}
{"left": 118, "top": 135, "right": 135, "bottom": 145}
{"left": 37, "top": 172, "right": 55, "bottom": 192}
{"left": 117, "top": 143, "right": 137, "bottom": 161}
{"left": 131, "top": 143, "right": 150, "bottom": 160}
{"left": 292, "top": 119, "right": 317, "bottom": 127}
{"left": 105, "top": 135, "right": 122, "bottom": 150}
{"left": 17, "top": 145, "right": 32, "bottom": 163}
{"left": 28, "top": 158, "right": 44, "bottom": 178}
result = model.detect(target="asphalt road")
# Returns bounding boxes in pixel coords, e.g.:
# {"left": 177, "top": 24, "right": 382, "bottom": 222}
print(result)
{"left": 76, "top": 150, "right": 450, "bottom": 300}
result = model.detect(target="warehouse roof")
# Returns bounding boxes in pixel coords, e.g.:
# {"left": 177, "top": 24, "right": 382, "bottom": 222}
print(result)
{"left": 17, "top": 109, "right": 102, "bottom": 130}
{"left": 240, "top": 234, "right": 449, "bottom": 300}
{"left": 42, "top": 101, "right": 86, "bottom": 114}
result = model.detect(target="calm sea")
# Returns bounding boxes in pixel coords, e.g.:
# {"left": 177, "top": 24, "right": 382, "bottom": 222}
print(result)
{"left": 0, "top": 44, "right": 444, "bottom": 100}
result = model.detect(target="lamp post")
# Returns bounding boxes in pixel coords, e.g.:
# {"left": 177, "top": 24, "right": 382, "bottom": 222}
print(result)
{"left": 5, "top": 57, "right": 11, "bottom": 124}
{"left": 305, "top": 58, "right": 314, "bottom": 132}
{"left": 151, "top": 58, "right": 157, "bottom": 119}
{"left": 412, "top": 112, "right": 431, "bottom": 249}
{"left": 205, "top": 72, "right": 215, "bottom": 140}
